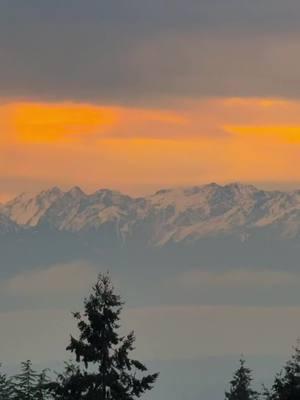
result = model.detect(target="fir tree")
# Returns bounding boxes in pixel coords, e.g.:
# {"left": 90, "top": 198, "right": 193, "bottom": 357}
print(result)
{"left": 269, "top": 343, "right": 300, "bottom": 400}
{"left": 35, "top": 369, "right": 51, "bottom": 400}
{"left": 261, "top": 384, "right": 272, "bottom": 400}
{"left": 49, "top": 361, "right": 82, "bottom": 400}
{"left": 51, "top": 273, "right": 159, "bottom": 400}
{"left": 225, "top": 358, "right": 259, "bottom": 400}
{"left": 13, "top": 360, "right": 38, "bottom": 400}
{"left": 0, "top": 364, "right": 13, "bottom": 400}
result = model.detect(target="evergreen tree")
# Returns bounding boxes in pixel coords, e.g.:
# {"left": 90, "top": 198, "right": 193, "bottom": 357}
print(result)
{"left": 13, "top": 360, "right": 38, "bottom": 400}
{"left": 35, "top": 369, "right": 51, "bottom": 400}
{"left": 269, "top": 343, "right": 300, "bottom": 400}
{"left": 0, "top": 364, "right": 14, "bottom": 399}
{"left": 261, "top": 384, "right": 272, "bottom": 400}
{"left": 51, "top": 273, "right": 159, "bottom": 400}
{"left": 49, "top": 361, "right": 82, "bottom": 400}
{"left": 225, "top": 358, "right": 259, "bottom": 400}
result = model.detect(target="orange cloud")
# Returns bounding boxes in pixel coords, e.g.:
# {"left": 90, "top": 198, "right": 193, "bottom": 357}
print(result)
{"left": 1, "top": 97, "right": 300, "bottom": 199}
{"left": 9, "top": 102, "right": 118, "bottom": 143}
{"left": 0, "top": 102, "right": 188, "bottom": 144}
{"left": 225, "top": 125, "right": 300, "bottom": 144}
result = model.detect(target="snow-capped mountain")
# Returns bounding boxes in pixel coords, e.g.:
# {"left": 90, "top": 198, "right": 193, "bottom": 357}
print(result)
{"left": 2, "top": 183, "right": 300, "bottom": 245}
{"left": 2, "top": 186, "right": 64, "bottom": 226}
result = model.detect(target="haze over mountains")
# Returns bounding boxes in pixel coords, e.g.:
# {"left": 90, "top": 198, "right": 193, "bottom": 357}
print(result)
{"left": 2, "top": 182, "right": 300, "bottom": 244}
{"left": 1, "top": 183, "right": 300, "bottom": 400}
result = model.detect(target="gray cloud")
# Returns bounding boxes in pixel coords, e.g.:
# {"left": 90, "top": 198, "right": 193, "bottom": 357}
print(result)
{"left": 1, "top": 1, "right": 300, "bottom": 103}
{"left": 125, "top": 305, "right": 300, "bottom": 360}
{"left": 0, "top": 261, "right": 102, "bottom": 313}
{"left": 0, "top": 304, "right": 300, "bottom": 363}
{"left": 3, "top": 261, "right": 97, "bottom": 296}
{"left": 176, "top": 269, "right": 300, "bottom": 289}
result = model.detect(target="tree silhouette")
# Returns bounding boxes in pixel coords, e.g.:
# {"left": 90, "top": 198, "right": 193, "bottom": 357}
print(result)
{"left": 268, "top": 343, "right": 300, "bottom": 400}
{"left": 0, "top": 364, "right": 13, "bottom": 399}
{"left": 35, "top": 369, "right": 51, "bottom": 400}
{"left": 225, "top": 358, "right": 258, "bottom": 400}
{"left": 51, "top": 273, "right": 158, "bottom": 400}
{"left": 13, "top": 360, "right": 38, "bottom": 400}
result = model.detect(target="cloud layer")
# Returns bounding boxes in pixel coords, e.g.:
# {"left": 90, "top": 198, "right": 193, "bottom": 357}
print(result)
{"left": 1, "top": 98, "right": 300, "bottom": 198}
{"left": 1, "top": 1, "right": 300, "bottom": 102}
{"left": 4, "top": 261, "right": 98, "bottom": 296}
{"left": 0, "top": 303, "right": 300, "bottom": 363}
{"left": 176, "top": 269, "right": 300, "bottom": 289}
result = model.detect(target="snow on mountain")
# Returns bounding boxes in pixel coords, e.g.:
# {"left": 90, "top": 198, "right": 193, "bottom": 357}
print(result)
{"left": 38, "top": 188, "right": 138, "bottom": 233}
{"left": 2, "top": 183, "right": 300, "bottom": 244}
{"left": 145, "top": 183, "right": 265, "bottom": 244}
{"left": 2, "top": 187, "right": 64, "bottom": 226}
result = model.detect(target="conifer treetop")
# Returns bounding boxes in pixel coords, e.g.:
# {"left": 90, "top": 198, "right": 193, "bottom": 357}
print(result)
{"left": 53, "top": 273, "right": 158, "bottom": 400}
{"left": 225, "top": 357, "right": 258, "bottom": 400}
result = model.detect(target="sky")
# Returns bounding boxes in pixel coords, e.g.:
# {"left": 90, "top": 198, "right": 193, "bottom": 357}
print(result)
{"left": 2, "top": 3, "right": 300, "bottom": 398}
{"left": 1, "top": 1, "right": 300, "bottom": 201}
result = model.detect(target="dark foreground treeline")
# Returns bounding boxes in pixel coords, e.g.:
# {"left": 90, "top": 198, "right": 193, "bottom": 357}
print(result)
{"left": 0, "top": 359, "right": 53, "bottom": 399}
{"left": 0, "top": 273, "right": 300, "bottom": 400}
{"left": 0, "top": 274, "right": 158, "bottom": 400}
{"left": 225, "top": 347, "right": 300, "bottom": 400}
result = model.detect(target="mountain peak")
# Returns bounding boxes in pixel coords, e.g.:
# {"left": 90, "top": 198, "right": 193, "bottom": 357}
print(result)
{"left": 43, "top": 186, "right": 63, "bottom": 195}
{"left": 224, "top": 182, "right": 257, "bottom": 190}
{"left": 67, "top": 186, "right": 86, "bottom": 197}
{"left": 205, "top": 182, "right": 221, "bottom": 189}
{"left": 93, "top": 188, "right": 128, "bottom": 196}
{"left": 2, "top": 186, "right": 64, "bottom": 226}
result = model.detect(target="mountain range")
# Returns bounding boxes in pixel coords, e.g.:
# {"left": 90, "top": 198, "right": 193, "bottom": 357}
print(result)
{"left": 1, "top": 183, "right": 300, "bottom": 396}
{"left": 2, "top": 183, "right": 300, "bottom": 244}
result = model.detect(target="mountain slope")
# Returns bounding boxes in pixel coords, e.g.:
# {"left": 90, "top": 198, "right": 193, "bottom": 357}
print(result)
{"left": 0, "top": 213, "right": 18, "bottom": 234}
{"left": 2, "top": 187, "right": 64, "bottom": 226}
{"left": 2, "top": 183, "right": 300, "bottom": 245}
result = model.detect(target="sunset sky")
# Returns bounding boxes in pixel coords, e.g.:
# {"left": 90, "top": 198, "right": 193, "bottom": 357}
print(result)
{"left": 3, "top": 4, "right": 300, "bottom": 399}
{"left": 2, "top": 0, "right": 300, "bottom": 201}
